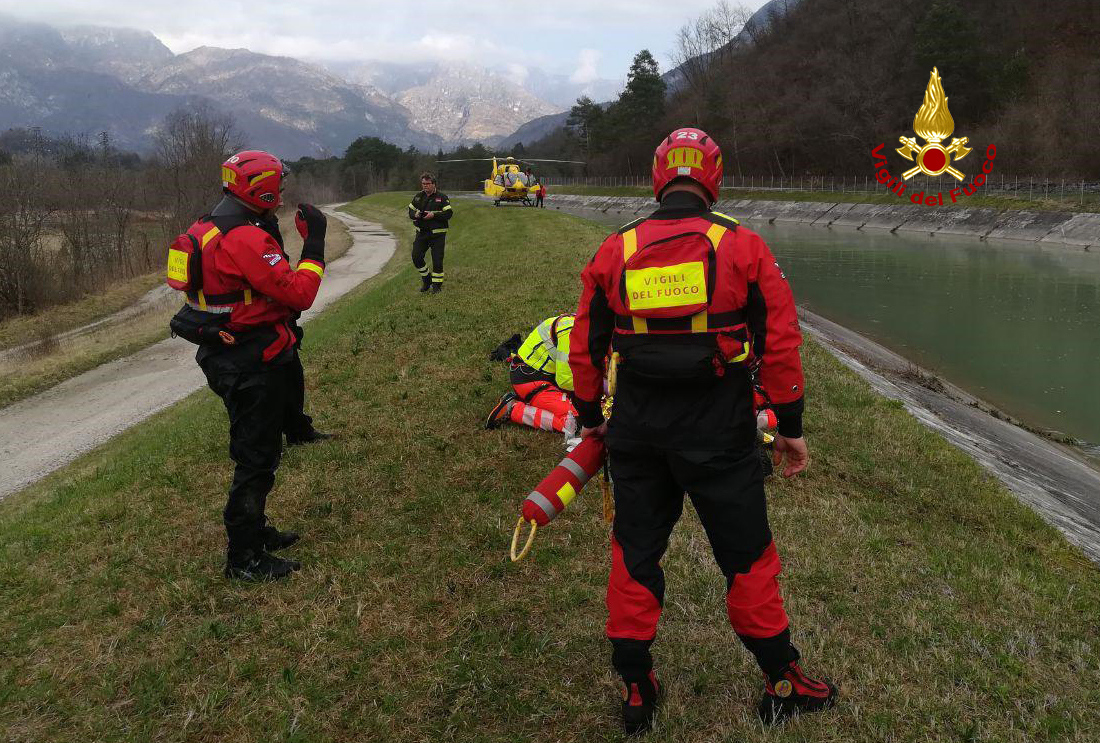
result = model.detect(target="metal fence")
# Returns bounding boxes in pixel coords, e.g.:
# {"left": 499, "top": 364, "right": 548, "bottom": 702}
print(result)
{"left": 539, "top": 174, "right": 1100, "bottom": 205}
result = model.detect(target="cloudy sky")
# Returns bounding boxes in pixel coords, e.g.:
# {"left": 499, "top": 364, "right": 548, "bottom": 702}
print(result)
{"left": 0, "top": 0, "right": 770, "bottom": 82}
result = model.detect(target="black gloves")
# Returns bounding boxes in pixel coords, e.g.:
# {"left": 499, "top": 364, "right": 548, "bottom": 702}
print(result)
{"left": 489, "top": 333, "right": 522, "bottom": 361}
{"left": 295, "top": 203, "right": 326, "bottom": 265}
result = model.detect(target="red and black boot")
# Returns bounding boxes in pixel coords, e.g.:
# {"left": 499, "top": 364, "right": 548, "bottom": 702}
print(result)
{"left": 619, "top": 670, "right": 660, "bottom": 735}
{"left": 757, "top": 662, "right": 838, "bottom": 725}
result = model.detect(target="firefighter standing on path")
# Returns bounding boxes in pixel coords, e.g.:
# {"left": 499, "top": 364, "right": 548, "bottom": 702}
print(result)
{"left": 569, "top": 128, "right": 837, "bottom": 734}
{"left": 175, "top": 150, "right": 332, "bottom": 581}
{"left": 408, "top": 172, "right": 452, "bottom": 292}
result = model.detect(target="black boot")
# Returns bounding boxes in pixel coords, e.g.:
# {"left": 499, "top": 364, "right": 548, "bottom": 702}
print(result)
{"left": 262, "top": 524, "right": 300, "bottom": 551}
{"left": 419, "top": 276, "right": 431, "bottom": 292}
{"left": 757, "top": 662, "right": 838, "bottom": 725}
{"left": 611, "top": 638, "right": 659, "bottom": 735}
{"left": 430, "top": 282, "right": 443, "bottom": 294}
{"left": 224, "top": 550, "right": 301, "bottom": 581}
{"left": 286, "top": 429, "right": 334, "bottom": 446}
{"left": 619, "top": 671, "right": 660, "bottom": 735}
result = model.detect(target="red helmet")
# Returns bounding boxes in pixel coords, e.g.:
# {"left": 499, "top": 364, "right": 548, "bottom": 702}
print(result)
{"left": 221, "top": 150, "right": 286, "bottom": 210}
{"left": 652, "top": 127, "right": 723, "bottom": 204}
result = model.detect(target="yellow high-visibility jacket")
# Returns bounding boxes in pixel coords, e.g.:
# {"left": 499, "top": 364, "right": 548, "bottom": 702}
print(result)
{"left": 516, "top": 314, "right": 575, "bottom": 392}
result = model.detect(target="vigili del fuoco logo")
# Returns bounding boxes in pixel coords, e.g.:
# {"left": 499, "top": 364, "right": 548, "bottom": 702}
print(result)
{"left": 871, "top": 67, "right": 996, "bottom": 206}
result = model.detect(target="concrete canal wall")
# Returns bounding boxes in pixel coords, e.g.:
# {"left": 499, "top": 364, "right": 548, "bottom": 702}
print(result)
{"left": 547, "top": 194, "right": 1100, "bottom": 250}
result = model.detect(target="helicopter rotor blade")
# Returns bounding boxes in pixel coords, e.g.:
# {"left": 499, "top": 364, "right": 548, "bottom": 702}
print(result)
{"left": 516, "top": 158, "right": 586, "bottom": 164}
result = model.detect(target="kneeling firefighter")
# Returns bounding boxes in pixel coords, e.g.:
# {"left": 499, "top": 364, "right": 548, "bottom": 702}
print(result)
{"left": 166, "top": 150, "right": 332, "bottom": 581}
{"left": 485, "top": 314, "right": 579, "bottom": 436}
{"left": 569, "top": 128, "right": 837, "bottom": 733}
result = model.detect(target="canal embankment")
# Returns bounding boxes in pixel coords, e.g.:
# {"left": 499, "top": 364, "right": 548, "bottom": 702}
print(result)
{"left": 535, "top": 193, "right": 1100, "bottom": 564}
{"left": 546, "top": 194, "right": 1100, "bottom": 250}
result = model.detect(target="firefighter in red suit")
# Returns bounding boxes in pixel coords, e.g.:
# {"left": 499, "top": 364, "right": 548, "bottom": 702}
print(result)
{"left": 185, "top": 150, "right": 332, "bottom": 581}
{"left": 569, "top": 128, "right": 837, "bottom": 733}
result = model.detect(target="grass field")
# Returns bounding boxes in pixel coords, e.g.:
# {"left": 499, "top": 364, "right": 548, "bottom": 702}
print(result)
{"left": 0, "top": 209, "right": 352, "bottom": 409}
{"left": 551, "top": 184, "right": 1100, "bottom": 213}
{"left": 1, "top": 193, "right": 1098, "bottom": 742}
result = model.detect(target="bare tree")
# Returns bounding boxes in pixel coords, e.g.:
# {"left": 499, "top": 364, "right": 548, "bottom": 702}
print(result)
{"left": 0, "top": 156, "right": 55, "bottom": 316}
{"left": 153, "top": 102, "right": 244, "bottom": 233}
{"left": 672, "top": 2, "right": 754, "bottom": 95}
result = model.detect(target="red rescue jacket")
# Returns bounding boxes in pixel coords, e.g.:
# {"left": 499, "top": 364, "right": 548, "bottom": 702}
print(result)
{"left": 569, "top": 191, "right": 805, "bottom": 448}
{"left": 184, "top": 210, "right": 324, "bottom": 365}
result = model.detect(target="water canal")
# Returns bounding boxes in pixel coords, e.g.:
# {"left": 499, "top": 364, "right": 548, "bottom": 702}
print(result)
{"left": 567, "top": 206, "right": 1100, "bottom": 458}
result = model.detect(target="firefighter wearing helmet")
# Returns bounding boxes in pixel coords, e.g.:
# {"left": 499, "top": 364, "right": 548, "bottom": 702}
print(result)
{"left": 568, "top": 128, "right": 837, "bottom": 733}
{"left": 168, "top": 150, "right": 333, "bottom": 581}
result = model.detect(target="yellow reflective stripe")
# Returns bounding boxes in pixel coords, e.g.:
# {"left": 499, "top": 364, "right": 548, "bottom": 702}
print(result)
{"left": 730, "top": 341, "right": 750, "bottom": 363}
{"left": 197, "top": 290, "right": 207, "bottom": 311}
{"left": 691, "top": 311, "right": 707, "bottom": 333}
{"left": 622, "top": 229, "right": 637, "bottom": 261}
{"left": 441, "top": 205, "right": 453, "bottom": 211}
{"left": 243, "top": 288, "right": 252, "bottom": 305}
{"left": 408, "top": 203, "right": 416, "bottom": 210}
{"left": 705, "top": 223, "right": 727, "bottom": 250}
{"left": 710, "top": 211, "right": 740, "bottom": 225}
{"left": 632, "top": 316, "right": 648, "bottom": 334}
{"left": 249, "top": 170, "right": 276, "bottom": 186}
{"left": 200, "top": 227, "right": 220, "bottom": 248}
{"left": 433, "top": 228, "right": 449, "bottom": 234}
{"left": 298, "top": 261, "right": 324, "bottom": 278}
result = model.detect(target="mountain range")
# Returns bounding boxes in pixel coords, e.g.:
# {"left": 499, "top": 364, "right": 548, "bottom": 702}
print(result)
{"left": 0, "top": 14, "right": 620, "bottom": 158}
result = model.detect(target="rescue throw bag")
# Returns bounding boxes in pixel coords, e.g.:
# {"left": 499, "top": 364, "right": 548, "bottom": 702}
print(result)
{"left": 169, "top": 304, "right": 235, "bottom": 346}
{"left": 511, "top": 436, "right": 606, "bottom": 561}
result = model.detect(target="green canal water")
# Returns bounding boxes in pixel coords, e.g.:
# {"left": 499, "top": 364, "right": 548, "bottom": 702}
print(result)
{"left": 572, "top": 208, "right": 1100, "bottom": 451}
{"left": 755, "top": 223, "right": 1100, "bottom": 451}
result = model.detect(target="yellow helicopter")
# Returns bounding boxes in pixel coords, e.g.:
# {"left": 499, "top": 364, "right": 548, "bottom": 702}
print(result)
{"left": 437, "top": 156, "right": 584, "bottom": 206}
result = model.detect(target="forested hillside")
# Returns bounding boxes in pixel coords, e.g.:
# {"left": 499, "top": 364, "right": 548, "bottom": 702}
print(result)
{"left": 531, "top": 0, "right": 1100, "bottom": 177}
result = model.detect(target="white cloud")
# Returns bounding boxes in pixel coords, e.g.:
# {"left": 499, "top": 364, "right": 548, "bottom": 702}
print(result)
{"left": 503, "top": 63, "right": 529, "bottom": 87}
{"left": 570, "top": 49, "right": 601, "bottom": 84}
{"left": 0, "top": 0, "right": 767, "bottom": 76}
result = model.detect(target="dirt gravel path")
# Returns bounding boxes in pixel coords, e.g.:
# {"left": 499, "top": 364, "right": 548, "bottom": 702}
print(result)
{"left": 0, "top": 207, "right": 395, "bottom": 501}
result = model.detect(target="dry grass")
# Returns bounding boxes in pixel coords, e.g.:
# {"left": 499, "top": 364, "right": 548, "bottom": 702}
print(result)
{"left": 0, "top": 209, "right": 352, "bottom": 409}
{"left": 0, "top": 193, "right": 1097, "bottom": 742}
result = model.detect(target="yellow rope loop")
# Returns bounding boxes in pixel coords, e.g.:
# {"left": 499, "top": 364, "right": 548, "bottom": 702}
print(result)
{"left": 600, "top": 475, "right": 614, "bottom": 524}
{"left": 510, "top": 516, "right": 538, "bottom": 562}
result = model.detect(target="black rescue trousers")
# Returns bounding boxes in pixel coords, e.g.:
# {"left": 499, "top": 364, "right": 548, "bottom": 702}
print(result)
{"left": 606, "top": 443, "right": 799, "bottom": 680}
{"left": 202, "top": 352, "right": 313, "bottom": 561}
{"left": 412, "top": 231, "right": 446, "bottom": 287}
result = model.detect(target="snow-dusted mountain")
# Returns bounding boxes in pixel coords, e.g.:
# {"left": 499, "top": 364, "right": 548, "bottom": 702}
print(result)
{"left": 0, "top": 15, "right": 595, "bottom": 156}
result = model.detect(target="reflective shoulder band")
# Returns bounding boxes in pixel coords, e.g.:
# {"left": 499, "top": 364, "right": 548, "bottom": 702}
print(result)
{"left": 200, "top": 227, "right": 220, "bottom": 249}
{"left": 710, "top": 210, "right": 740, "bottom": 225}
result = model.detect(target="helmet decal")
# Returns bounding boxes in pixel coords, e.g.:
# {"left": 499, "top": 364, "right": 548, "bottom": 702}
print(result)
{"left": 221, "top": 150, "right": 284, "bottom": 210}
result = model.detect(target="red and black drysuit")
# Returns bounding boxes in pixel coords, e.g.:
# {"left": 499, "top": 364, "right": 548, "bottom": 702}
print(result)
{"left": 186, "top": 197, "right": 325, "bottom": 562}
{"left": 568, "top": 190, "right": 807, "bottom": 680}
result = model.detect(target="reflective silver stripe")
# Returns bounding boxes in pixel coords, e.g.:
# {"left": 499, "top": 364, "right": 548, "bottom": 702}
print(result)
{"left": 521, "top": 406, "right": 537, "bottom": 426}
{"left": 537, "top": 319, "right": 570, "bottom": 363}
{"left": 186, "top": 301, "right": 233, "bottom": 314}
{"left": 559, "top": 456, "right": 587, "bottom": 481}
{"left": 526, "top": 491, "right": 558, "bottom": 520}
{"left": 538, "top": 410, "right": 554, "bottom": 431}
